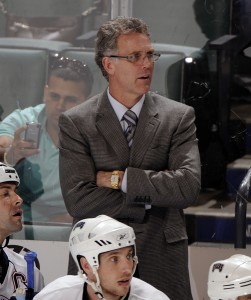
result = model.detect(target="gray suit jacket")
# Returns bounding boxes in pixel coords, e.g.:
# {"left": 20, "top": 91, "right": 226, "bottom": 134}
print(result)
{"left": 59, "top": 91, "right": 201, "bottom": 299}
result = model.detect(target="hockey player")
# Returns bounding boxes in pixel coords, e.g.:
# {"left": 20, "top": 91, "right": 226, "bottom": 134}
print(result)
{"left": 0, "top": 162, "right": 44, "bottom": 299}
{"left": 208, "top": 254, "right": 251, "bottom": 300}
{"left": 34, "top": 215, "right": 170, "bottom": 300}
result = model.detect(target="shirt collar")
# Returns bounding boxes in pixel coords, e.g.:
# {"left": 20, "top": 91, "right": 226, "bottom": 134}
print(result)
{"left": 107, "top": 88, "right": 145, "bottom": 121}
{"left": 38, "top": 104, "right": 47, "bottom": 128}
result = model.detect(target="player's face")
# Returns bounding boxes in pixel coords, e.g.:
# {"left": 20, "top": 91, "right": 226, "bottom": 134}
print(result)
{"left": 97, "top": 246, "right": 135, "bottom": 299}
{"left": 0, "top": 183, "right": 23, "bottom": 240}
{"left": 106, "top": 32, "right": 154, "bottom": 104}
{"left": 44, "top": 76, "right": 87, "bottom": 128}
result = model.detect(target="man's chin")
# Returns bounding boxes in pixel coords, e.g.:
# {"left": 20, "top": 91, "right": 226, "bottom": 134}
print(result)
{"left": 12, "top": 224, "right": 22, "bottom": 233}
{"left": 102, "top": 286, "right": 130, "bottom": 299}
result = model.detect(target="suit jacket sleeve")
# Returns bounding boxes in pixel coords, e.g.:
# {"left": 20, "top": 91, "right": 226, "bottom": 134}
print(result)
{"left": 127, "top": 101, "right": 201, "bottom": 209}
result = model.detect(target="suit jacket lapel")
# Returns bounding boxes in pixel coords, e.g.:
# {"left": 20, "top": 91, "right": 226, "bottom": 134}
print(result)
{"left": 95, "top": 92, "right": 160, "bottom": 168}
{"left": 130, "top": 93, "right": 160, "bottom": 167}
{"left": 95, "top": 92, "right": 130, "bottom": 166}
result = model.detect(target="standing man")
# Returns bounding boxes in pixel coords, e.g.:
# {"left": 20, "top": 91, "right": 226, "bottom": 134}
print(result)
{"left": 34, "top": 215, "right": 170, "bottom": 300}
{"left": 0, "top": 57, "right": 93, "bottom": 222}
{"left": 0, "top": 162, "right": 44, "bottom": 298}
{"left": 59, "top": 16, "right": 201, "bottom": 299}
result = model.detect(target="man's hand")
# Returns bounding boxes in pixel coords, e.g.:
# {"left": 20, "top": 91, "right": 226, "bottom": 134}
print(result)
{"left": 5, "top": 125, "right": 39, "bottom": 165}
{"left": 96, "top": 171, "right": 124, "bottom": 189}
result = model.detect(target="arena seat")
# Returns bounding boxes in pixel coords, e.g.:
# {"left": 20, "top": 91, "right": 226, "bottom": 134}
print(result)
{"left": 153, "top": 43, "right": 202, "bottom": 57}
{"left": 0, "top": 37, "right": 72, "bottom": 53}
{"left": 152, "top": 52, "right": 185, "bottom": 100}
{"left": 11, "top": 222, "right": 72, "bottom": 242}
{"left": 1, "top": 0, "right": 94, "bottom": 46}
{"left": 0, "top": 47, "right": 48, "bottom": 120}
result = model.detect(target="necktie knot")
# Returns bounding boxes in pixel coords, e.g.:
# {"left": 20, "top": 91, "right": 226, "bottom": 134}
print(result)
{"left": 122, "top": 110, "right": 138, "bottom": 146}
{"left": 123, "top": 110, "right": 138, "bottom": 125}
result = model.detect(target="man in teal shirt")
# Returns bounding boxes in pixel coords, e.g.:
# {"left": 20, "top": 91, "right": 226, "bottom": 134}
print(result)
{"left": 0, "top": 57, "right": 93, "bottom": 222}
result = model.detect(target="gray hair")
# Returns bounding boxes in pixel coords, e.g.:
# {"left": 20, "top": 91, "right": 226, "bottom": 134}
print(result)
{"left": 95, "top": 16, "right": 151, "bottom": 81}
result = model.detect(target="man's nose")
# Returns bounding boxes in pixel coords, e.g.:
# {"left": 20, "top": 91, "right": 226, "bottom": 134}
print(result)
{"left": 120, "top": 259, "right": 133, "bottom": 274}
{"left": 141, "top": 55, "right": 152, "bottom": 66}
{"left": 57, "top": 98, "right": 66, "bottom": 109}
{"left": 15, "top": 193, "right": 23, "bottom": 206}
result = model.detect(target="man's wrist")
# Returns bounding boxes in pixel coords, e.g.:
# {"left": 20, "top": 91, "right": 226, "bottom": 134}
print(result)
{"left": 111, "top": 170, "right": 120, "bottom": 189}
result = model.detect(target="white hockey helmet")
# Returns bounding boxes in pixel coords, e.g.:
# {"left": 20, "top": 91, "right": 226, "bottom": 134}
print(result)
{"left": 69, "top": 215, "right": 137, "bottom": 272}
{"left": 0, "top": 162, "right": 20, "bottom": 186}
{"left": 208, "top": 254, "right": 251, "bottom": 300}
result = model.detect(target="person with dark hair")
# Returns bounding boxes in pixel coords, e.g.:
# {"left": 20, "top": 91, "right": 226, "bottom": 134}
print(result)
{"left": 0, "top": 57, "right": 93, "bottom": 222}
{"left": 33, "top": 215, "right": 169, "bottom": 300}
{"left": 59, "top": 17, "right": 200, "bottom": 299}
{"left": 0, "top": 162, "right": 44, "bottom": 299}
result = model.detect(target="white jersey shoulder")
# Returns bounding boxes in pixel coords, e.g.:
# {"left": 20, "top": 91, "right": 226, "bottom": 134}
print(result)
{"left": 0, "top": 247, "right": 44, "bottom": 299}
{"left": 34, "top": 276, "right": 170, "bottom": 300}
{"left": 130, "top": 277, "right": 170, "bottom": 299}
{"left": 34, "top": 275, "right": 84, "bottom": 300}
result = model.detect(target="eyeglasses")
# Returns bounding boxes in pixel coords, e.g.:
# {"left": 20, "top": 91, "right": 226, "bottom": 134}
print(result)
{"left": 108, "top": 52, "right": 161, "bottom": 64}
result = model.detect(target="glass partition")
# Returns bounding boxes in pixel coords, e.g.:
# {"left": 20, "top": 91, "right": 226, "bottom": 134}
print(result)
{"left": 0, "top": 0, "right": 250, "bottom": 246}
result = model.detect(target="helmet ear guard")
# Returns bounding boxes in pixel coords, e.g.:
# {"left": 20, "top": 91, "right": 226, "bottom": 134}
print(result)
{"left": 207, "top": 254, "right": 251, "bottom": 300}
{"left": 0, "top": 162, "right": 20, "bottom": 186}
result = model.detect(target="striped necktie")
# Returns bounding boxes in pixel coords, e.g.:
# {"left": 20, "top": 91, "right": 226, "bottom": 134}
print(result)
{"left": 122, "top": 110, "right": 138, "bottom": 147}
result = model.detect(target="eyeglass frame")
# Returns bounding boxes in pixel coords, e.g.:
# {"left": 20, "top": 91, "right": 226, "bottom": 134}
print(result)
{"left": 108, "top": 52, "right": 161, "bottom": 64}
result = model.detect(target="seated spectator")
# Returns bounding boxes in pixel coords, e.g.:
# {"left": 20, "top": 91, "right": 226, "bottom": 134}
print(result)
{"left": 33, "top": 215, "right": 170, "bottom": 300}
{"left": 0, "top": 162, "right": 44, "bottom": 298}
{"left": 208, "top": 254, "right": 251, "bottom": 300}
{"left": 0, "top": 57, "right": 93, "bottom": 222}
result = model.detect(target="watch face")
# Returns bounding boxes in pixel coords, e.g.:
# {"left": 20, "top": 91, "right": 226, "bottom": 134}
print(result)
{"left": 111, "top": 174, "right": 119, "bottom": 184}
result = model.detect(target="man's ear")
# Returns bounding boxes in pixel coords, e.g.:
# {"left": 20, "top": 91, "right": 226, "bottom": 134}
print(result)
{"left": 102, "top": 56, "right": 115, "bottom": 76}
{"left": 80, "top": 257, "right": 92, "bottom": 275}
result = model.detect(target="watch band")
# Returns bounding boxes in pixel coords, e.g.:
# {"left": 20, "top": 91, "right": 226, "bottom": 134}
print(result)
{"left": 111, "top": 170, "right": 120, "bottom": 189}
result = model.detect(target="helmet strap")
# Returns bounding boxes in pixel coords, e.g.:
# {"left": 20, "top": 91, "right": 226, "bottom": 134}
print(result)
{"left": 85, "top": 266, "right": 106, "bottom": 300}
{"left": 1, "top": 236, "right": 10, "bottom": 249}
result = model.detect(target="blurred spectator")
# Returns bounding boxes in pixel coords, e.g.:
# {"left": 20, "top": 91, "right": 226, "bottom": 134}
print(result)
{"left": 0, "top": 57, "right": 93, "bottom": 222}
